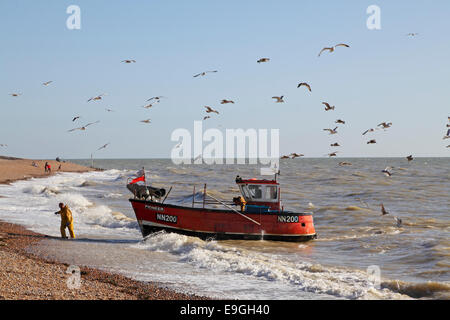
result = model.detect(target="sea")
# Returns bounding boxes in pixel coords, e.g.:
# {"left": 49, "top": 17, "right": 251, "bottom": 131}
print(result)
{"left": 0, "top": 158, "right": 448, "bottom": 300}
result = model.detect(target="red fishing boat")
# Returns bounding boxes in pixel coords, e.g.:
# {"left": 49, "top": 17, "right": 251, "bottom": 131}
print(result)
{"left": 128, "top": 174, "right": 316, "bottom": 242}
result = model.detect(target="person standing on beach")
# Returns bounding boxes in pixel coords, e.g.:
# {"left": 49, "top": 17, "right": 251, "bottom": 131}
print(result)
{"left": 55, "top": 202, "right": 76, "bottom": 239}
{"left": 44, "top": 162, "right": 49, "bottom": 173}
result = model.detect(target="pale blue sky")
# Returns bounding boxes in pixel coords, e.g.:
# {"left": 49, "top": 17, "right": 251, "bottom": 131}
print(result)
{"left": 0, "top": 0, "right": 449, "bottom": 159}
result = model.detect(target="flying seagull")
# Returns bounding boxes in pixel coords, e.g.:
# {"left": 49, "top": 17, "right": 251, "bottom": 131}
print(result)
{"left": 335, "top": 119, "right": 346, "bottom": 124}
{"left": 97, "top": 143, "right": 110, "bottom": 151}
{"left": 204, "top": 106, "right": 219, "bottom": 114}
{"left": 220, "top": 99, "right": 235, "bottom": 104}
{"left": 318, "top": 43, "right": 350, "bottom": 57}
{"left": 394, "top": 216, "right": 403, "bottom": 228}
{"left": 406, "top": 155, "right": 414, "bottom": 162}
{"left": 87, "top": 94, "right": 106, "bottom": 102}
{"left": 323, "top": 127, "right": 338, "bottom": 135}
{"left": 105, "top": 108, "right": 114, "bottom": 112}
{"left": 68, "top": 121, "right": 100, "bottom": 132}
{"left": 297, "top": 83, "right": 312, "bottom": 92}
{"left": 378, "top": 122, "right": 393, "bottom": 129}
{"left": 203, "top": 115, "right": 211, "bottom": 121}
{"left": 257, "top": 58, "right": 270, "bottom": 63}
{"left": 9, "top": 93, "right": 21, "bottom": 97}
{"left": 362, "top": 128, "right": 375, "bottom": 135}
{"left": 382, "top": 167, "right": 393, "bottom": 177}
{"left": 72, "top": 116, "right": 81, "bottom": 122}
{"left": 330, "top": 143, "right": 340, "bottom": 147}
{"left": 140, "top": 119, "right": 151, "bottom": 124}
{"left": 367, "top": 139, "right": 377, "bottom": 144}
{"left": 121, "top": 60, "right": 136, "bottom": 63}
{"left": 147, "top": 96, "right": 166, "bottom": 102}
{"left": 272, "top": 96, "right": 284, "bottom": 103}
{"left": 280, "top": 155, "right": 290, "bottom": 159}
{"left": 290, "top": 153, "right": 304, "bottom": 159}
{"left": 327, "top": 152, "right": 338, "bottom": 157}
{"left": 42, "top": 81, "right": 53, "bottom": 86}
{"left": 141, "top": 103, "right": 155, "bottom": 109}
{"left": 193, "top": 70, "right": 218, "bottom": 77}
{"left": 406, "top": 33, "right": 419, "bottom": 37}
{"left": 322, "top": 102, "right": 335, "bottom": 111}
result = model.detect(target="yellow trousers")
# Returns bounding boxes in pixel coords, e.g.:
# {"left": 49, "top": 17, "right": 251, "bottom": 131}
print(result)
{"left": 60, "top": 222, "right": 76, "bottom": 239}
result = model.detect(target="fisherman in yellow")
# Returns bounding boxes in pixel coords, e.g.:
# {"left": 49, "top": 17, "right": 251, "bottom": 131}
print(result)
{"left": 55, "top": 202, "right": 76, "bottom": 239}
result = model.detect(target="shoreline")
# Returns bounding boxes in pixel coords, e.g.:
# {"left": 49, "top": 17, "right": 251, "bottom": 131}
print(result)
{"left": 0, "top": 157, "right": 209, "bottom": 300}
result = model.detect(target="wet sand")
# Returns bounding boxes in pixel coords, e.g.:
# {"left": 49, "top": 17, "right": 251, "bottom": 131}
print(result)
{"left": 0, "top": 157, "right": 209, "bottom": 300}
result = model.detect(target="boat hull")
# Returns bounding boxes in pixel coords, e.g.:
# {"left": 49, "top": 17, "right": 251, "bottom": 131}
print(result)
{"left": 130, "top": 199, "right": 317, "bottom": 242}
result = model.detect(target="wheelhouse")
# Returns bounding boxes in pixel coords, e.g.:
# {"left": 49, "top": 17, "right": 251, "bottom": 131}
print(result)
{"left": 235, "top": 176, "right": 281, "bottom": 211}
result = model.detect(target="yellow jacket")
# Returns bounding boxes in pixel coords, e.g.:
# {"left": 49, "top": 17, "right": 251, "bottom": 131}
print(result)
{"left": 56, "top": 205, "right": 73, "bottom": 225}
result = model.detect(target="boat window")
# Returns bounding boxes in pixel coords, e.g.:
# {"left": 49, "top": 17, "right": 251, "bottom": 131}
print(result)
{"left": 266, "top": 186, "right": 278, "bottom": 200}
{"left": 247, "top": 185, "right": 263, "bottom": 199}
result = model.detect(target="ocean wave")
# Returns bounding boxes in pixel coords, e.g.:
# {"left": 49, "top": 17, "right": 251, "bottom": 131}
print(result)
{"left": 133, "top": 232, "right": 410, "bottom": 300}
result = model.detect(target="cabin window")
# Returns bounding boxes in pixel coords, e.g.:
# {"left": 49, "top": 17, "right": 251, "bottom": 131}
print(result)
{"left": 266, "top": 186, "right": 278, "bottom": 200}
{"left": 247, "top": 185, "right": 263, "bottom": 199}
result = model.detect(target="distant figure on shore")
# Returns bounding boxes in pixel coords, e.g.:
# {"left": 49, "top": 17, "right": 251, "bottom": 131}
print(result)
{"left": 55, "top": 202, "right": 76, "bottom": 239}
{"left": 44, "top": 162, "right": 49, "bottom": 173}
{"left": 58, "top": 164, "right": 61, "bottom": 171}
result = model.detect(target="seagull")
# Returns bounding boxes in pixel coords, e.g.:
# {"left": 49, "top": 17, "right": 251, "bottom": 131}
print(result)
{"left": 318, "top": 43, "right": 350, "bottom": 56}
{"left": 97, "top": 143, "right": 110, "bottom": 151}
{"left": 42, "top": 81, "right": 53, "bottom": 86}
{"left": 322, "top": 102, "right": 335, "bottom": 111}
{"left": 280, "top": 155, "right": 290, "bottom": 159}
{"left": 220, "top": 99, "right": 235, "bottom": 104}
{"left": 203, "top": 115, "right": 211, "bottom": 121}
{"left": 257, "top": 58, "right": 270, "bottom": 63}
{"left": 406, "top": 33, "right": 419, "bottom": 37}
{"left": 406, "top": 155, "right": 414, "bottom": 162}
{"left": 378, "top": 122, "right": 392, "bottom": 129}
{"left": 147, "top": 96, "right": 166, "bottom": 102}
{"left": 193, "top": 70, "right": 218, "bottom": 77}
{"left": 87, "top": 94, "right": 105, "bottom": 102}
{"left": 335, "top": 119, "right": 346, "bottom": 124}
{"left": 323, "top": 127, "right": 338, "bottom": 135}
{"left": 121, "top": 60, "right": 136, "bottom": 63}
{"left": 72, "top": 116, "right": 81, "bottom": 122}
{"left": 290, "top": 153, "right": 304, "bottom": 159}
{"left": 327, "top": 152, "right": 338, "bottom": 157}
{"left": 68, "top": 121, "right": 100, "bottom": 132}
{"left": 330, "top": 143, "right": 340, "bottom": 147}
{"left": 105, "top": 108, "right": 114, "bottom": 112}
{"left": 140, "top": 119, "right": 151, "bottom": 124}
{"left": 381, "top": 204, "right": 389, "bottom": 216}
{"left": 297, "top": 83, "right": 312, "bottom": 92}
{"left": 362, "top": 128, "right": 375, "bottom": 135}
{"left": 318, "top": 47, "right": 334, "bottom": 57}
{"left": 272, "top": 96, "right": 284, "bottom": 103}
{"left": 367, "top": 139, "right": 377, "bottom": 144}
{"left": 9, "top": 93, "right": 21, "bottom": 97}
{"left": 204, "top": 106, "right": 219, "bottom": 114}
{"left": 141, "top": 103, "right": 155, "bottom": 109}
{"left": 339, "top": 162, "right": 352, "bottom": 166}
{"left": 382, "top": 167, "right": 393, "bottom": 177}
{"left": 394, "top": 216, "right": 403, "bottom": 228}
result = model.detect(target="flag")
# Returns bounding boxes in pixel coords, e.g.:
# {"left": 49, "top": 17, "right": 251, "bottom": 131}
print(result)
{"left": 130, "top": 168, "right": 146, "bottom": 184}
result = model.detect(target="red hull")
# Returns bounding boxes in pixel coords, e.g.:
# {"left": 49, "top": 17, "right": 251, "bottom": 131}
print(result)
{"left": 130, "top": 199, "right": 316, "bottom": 242}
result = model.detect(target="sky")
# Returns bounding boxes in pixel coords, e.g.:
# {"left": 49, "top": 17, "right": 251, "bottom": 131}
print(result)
{"left": 0, "top": 0, "right": 449, "bottom": 159}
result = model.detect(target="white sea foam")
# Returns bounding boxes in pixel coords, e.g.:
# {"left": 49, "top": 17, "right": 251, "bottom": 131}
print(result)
{"left": 133, "top": 232, "right": 409, "bottom": 300}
